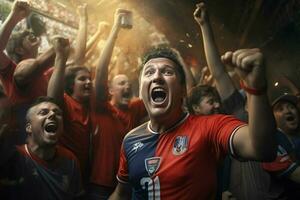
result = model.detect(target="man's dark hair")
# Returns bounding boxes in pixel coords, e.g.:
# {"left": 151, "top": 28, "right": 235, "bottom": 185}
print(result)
{"left": 26, "top": 96, "right": 61, "bottom": 123}
{"left": 140, "top": 46, "right": 186, "bottom": 86}
{"left": 6, "top": 29, "right": 32, "bottom": 63}
{"left": 64, "top": 66, "right": 90, "bottom": 96}
{"left": 187, "top": 85, "right": 221, "bottom": 114}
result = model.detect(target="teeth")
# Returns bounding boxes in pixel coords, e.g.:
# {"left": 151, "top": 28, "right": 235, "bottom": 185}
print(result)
{"left": 154, "top": 97, "right": 164, "bottom": 102}
{"left": 151, "top": 87, "right": 166, "bottom": 103}
{"left": 153, "top": 88, "right": 164, "bottom": 92}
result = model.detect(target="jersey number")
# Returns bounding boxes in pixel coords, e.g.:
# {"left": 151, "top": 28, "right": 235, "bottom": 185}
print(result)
{"left": 140, "top": 176, "right": 161, "bottom": 200}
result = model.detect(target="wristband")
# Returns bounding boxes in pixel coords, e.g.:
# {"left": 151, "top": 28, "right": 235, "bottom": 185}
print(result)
{"left": 240, "top": 81, "right": 266, "bottom": 95}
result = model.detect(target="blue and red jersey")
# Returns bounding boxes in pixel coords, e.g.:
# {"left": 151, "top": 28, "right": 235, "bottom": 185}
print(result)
{"left": 0, "top": 144, "right": 83, "bottom": 200}
{"left": 117, "top": 114, "right": 245, "bottom": 200}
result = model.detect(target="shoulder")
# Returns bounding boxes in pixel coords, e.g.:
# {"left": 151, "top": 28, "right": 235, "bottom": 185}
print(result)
{"left": 56, "top": 145, "right": 78, "bottom": 162}
{"left": 123, "top": 122, "right": 149, "bottom": 141}
{"left": 128, "top": 98, "right": 144, "bottom": 108}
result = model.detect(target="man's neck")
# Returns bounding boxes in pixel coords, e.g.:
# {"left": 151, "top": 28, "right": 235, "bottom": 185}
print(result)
{"left": 111, "top": 100, "right": 128, "bottom": 110}
{"left": 149, "top": 109, "right": 187, "bottom": 134}
{"left": 27, "top": 142, "right": 56, "bottom": 161}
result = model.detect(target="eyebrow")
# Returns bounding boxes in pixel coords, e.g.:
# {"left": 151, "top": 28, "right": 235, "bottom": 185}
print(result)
{"left": 144, "top": 64, "right": 176, "bottom": 71}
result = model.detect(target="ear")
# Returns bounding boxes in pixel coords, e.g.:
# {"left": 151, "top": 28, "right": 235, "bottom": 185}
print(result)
{"left": 15, "top": 47, "right": 25, "bottom": 56}
{"left": 25, "top": 123, "right": 32, "bottom": 134}
{"left": 109, "top": 87, "right": 114, "bottom": 96}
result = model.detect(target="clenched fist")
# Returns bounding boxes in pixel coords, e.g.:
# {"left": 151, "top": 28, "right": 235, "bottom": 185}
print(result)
{"left": 221, "top": 48, "right": 267, "bottom": 90}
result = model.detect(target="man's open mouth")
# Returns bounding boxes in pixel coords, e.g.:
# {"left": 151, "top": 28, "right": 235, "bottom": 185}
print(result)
{"left": 122, "top": 91, "right": 132, "bottom": 99}
{"left": 286, "top": 115, "right": 295, "bottom": 122}
{"left": 44, "top": 122, "right": 58, "bottom": 134}
{"left": 151, "top": 87, "right": 167, "bottom": 103}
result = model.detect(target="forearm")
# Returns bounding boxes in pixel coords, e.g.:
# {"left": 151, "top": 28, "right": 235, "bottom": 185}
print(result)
{"left": 47, "top": 55, "right": 67, "bottom": 101}
{"left": 73, "top": 16, "right": 87, "bottom": 65}
{"left": 95, "top": 25, "right": 119, "bottom": 100}
{"left": 247, "top": 93, "right": 277, "bottom": 160}
{"left": 200, "top": 23, "right": 235, "bottom": 98}
{"left": 14, "top": 47, "right": 55, "bottom": 85}
{"left": 183, "top": 66, "right": 196, "bottom": 91}
{"left": 0, "top": 13, "right": 20, "bottom": 51}
{"left": 86, "top": 30, "right": 102, "bottom": 53}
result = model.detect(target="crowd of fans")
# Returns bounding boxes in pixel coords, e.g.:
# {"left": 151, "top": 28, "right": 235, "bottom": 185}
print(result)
{"left": 0, "top": 1, "right": 300, "bottom": 200}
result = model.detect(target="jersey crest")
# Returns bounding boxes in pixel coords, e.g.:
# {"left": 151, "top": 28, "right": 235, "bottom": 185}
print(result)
{"left": 173, "top": 135, "right": 188, "bottom": 155}
{"left": 145, "top": 157, "right": 161, "bottom": 177}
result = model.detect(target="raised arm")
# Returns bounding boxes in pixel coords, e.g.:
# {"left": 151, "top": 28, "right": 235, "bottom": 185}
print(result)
{"left": 86, "top": 21, "right": 109, "bottom": 53}
{"left": 172, "top": 48, "right": 196, "bottom": 91}
{"left": 47, "top": 37, "right": 70, "bottom": 102}
{"left": 0, "top": 0, "right": 30, "bottom": 69}
{"left": 71, "top": 4, "right": 87, "bottom": 66}
{"left": 0, "top": 0, "right": 30, "bottom": 51}
{"left": 13, "top": 47, "right": 55, "bottom": 86}
{"left": 194, "top": 3, "right": 235, "bottom": 99}
{"left": 222, "top": 48, "right": 277, "bottom": 161}
{"left": 94, "top": 9, "right": 126, "bottom": 101}
{"left": 84, "top": 22, "right": 109, "bottom": 62}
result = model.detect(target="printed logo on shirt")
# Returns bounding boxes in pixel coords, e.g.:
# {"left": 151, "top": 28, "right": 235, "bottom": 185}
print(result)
{"left": 132, "top": 141, "right": 144, "bottom": 153}
{"left": 145, "top": 157, "right": 161, "bottom": 177}
{"left": 173, "top": 136, "right": 189, "bottom": 155}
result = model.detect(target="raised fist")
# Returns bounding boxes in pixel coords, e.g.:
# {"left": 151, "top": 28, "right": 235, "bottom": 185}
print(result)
{"left": 194, "top": 2, "right": 208, "bottom": 26}
{"left": 221, "top": 48, "right": 266, "bottom": 90}
{"left": 52, "top": 36, "right": 70, "bottom": 58}
{"left": 113, "top": 9, "right": 129, "bottom": 28}
{"left": 11, "top": 0, "right": 31, "bottom": 21}
{"left": 97, "top": 21, "right": 110, "bottom": 33}
{"left": 77, "top": 3, "right": 87, "bottom": 18}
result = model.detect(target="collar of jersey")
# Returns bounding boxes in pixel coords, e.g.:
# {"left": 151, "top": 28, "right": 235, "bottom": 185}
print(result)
{"left": 147, "top": 112, "right": 189, "bottom": 135}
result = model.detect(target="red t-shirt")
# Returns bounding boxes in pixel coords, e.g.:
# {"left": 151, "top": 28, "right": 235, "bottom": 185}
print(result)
{"left": 90, "top": 102, "right": 127, "bottom": 187}
{"left": 117, "top": 114, "right": 245, "bottom": 200}
{"left": 0, "top": 58, "right": 53, "bottom": 106}
{"left": 114, "top": 98, "right": 147, "bottom": 132}
{"left": 60, "top": 93, "right": 91, "bottom": 182}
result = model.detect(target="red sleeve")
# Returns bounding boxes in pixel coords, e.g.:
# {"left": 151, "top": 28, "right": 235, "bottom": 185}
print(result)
{"left": 117, "top": 144, "right": 130, "bottom": 184}
{"left": 205, "top": 114, "right": 246, "bottom": 160}
{"left": 131, "top": 98, "right": 147, "bottom": 119}
{"left": 0, "top": 58, "right": 19, "bottom": 102}
{"left": 262, "top": 145, "right": 299, "bottom": 177}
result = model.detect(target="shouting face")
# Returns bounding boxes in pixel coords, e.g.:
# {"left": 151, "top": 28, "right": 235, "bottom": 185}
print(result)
{"left": 140, "top": 57, "right": 185, "bottom": 119}
{"left": 110, "top": 74, "right": 133, "bottom": 108}
{"left": 26, "top": 102, "right": 63, "bottom": 147}
{"left": 273, "top": 101, "right": 299, "bottom": 135}
{"left": 72, "top": 70, "right": 92, "bottom": 103}
{"left": 21, "top": 32, "right": 41, "bottom": 58}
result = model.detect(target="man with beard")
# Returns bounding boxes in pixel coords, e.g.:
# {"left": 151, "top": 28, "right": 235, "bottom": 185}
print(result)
{"left": 109, "top": 46, "right": 277, "bottom": 200}
{"left": 0, "top": 96, "right": 83, "bottom": 199}
{"left": 263, "top": 94, "right": 300, "bottom": 199}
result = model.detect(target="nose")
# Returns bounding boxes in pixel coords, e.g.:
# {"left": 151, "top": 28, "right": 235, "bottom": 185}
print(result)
{"left": 48, "top": 110, "right": 56, "bottom": 119}
{"left": 152, "top": 70, "right": 164, "bottom": 84}
{"left": 85, "top": 79, "right": 91, "bottom": 84}
{"left": 124, "top": 82, "right": 131, "bottom": 89}
{"left": 213, "top": 102, "right": 220, "bottom": 108}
